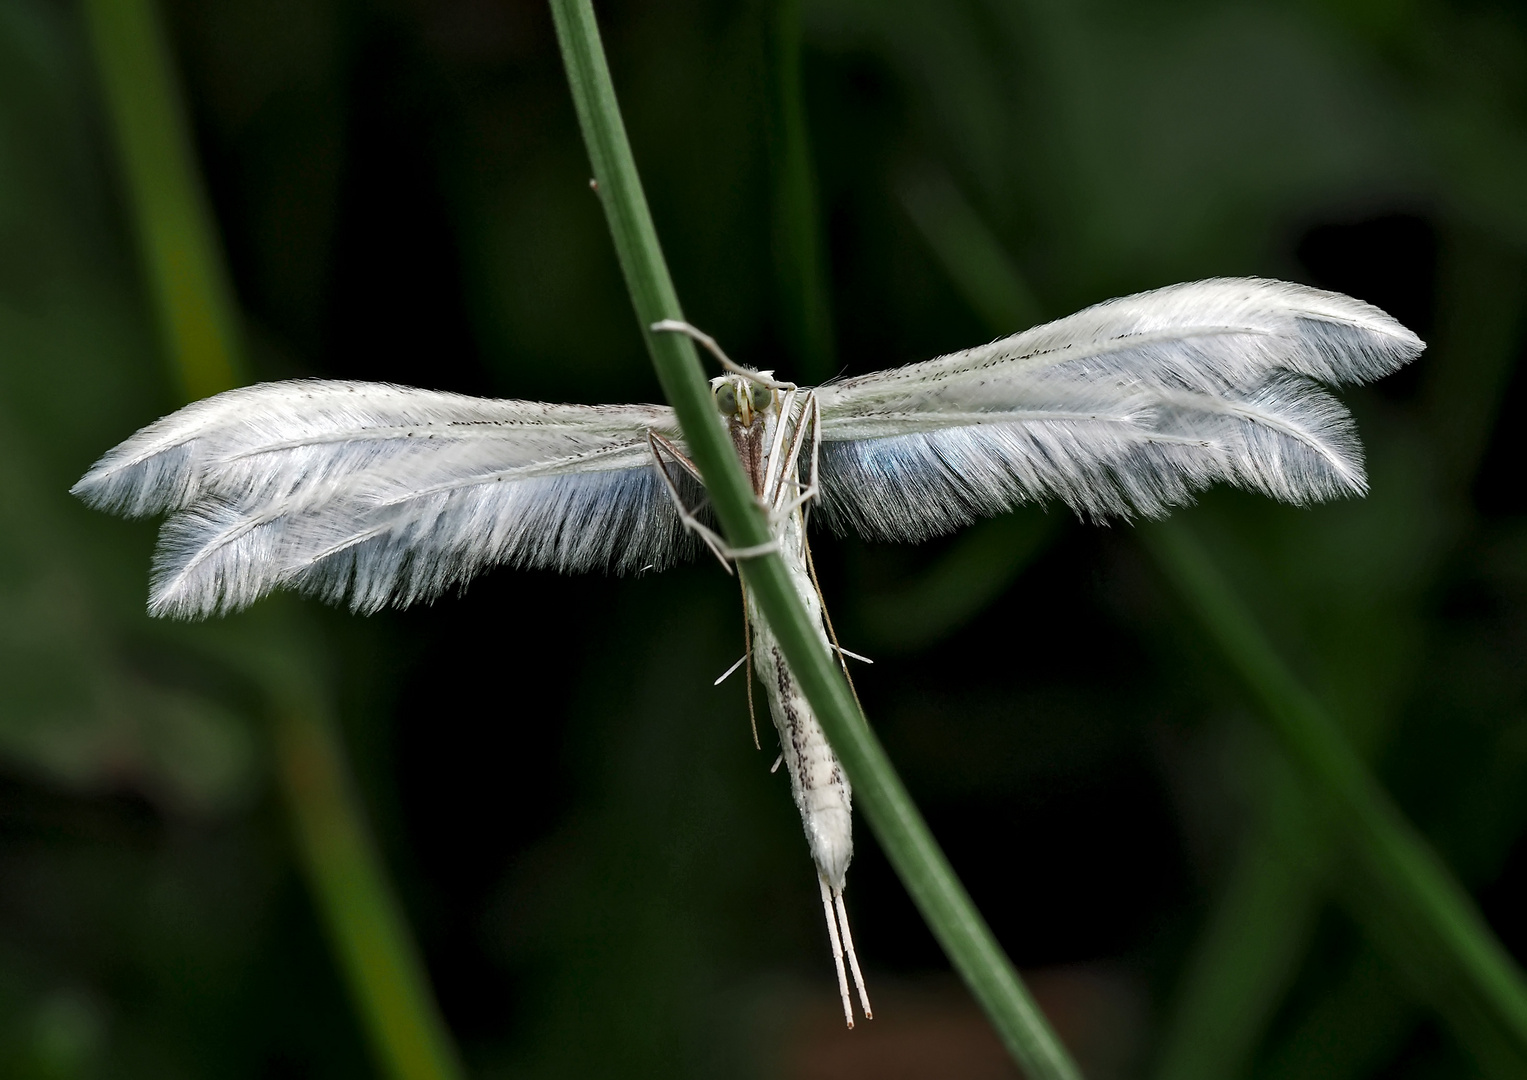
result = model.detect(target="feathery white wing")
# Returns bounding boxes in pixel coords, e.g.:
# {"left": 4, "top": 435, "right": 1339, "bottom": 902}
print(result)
{"left": 72, "top": 381, "right": 698, "bottom": 617}
{"left": 813, "top": 278, "right": 1424, "bottom": 540}
{"left": 74, "top": 278, "right": 1423, "bottom": 618}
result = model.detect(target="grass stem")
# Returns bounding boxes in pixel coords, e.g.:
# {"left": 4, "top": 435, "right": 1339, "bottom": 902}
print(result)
{"left": 272, "top": 694, "right": 466, "bottom": 1080}
{"left": 1143, "top": 519, "right": 1527, "bottom": 1072}
{"left": 82, "top": 3, "right": 465, "bottom": 1077}
{"left": 765, "top": 0, "right": 835, "bottom": 384}
{"left": 83, "top": 0, "right": 240, "bottom": 402}
{"left": 548, "top": 2, "right": 1081, "bottom": 1076}
{"left": 896, "top": 163, "right": 1527, "bottom": 1073}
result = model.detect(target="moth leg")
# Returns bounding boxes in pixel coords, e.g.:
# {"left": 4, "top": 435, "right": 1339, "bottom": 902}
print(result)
{"left": 805, "top": 535, "right": 864, "bottom": 708}
{"left": 646, "top": 429, "right": 705, "bottom": 484}
{"left": 784, "top": 392, "right": 862, "bottom": 703}
{"left": 648, "top": 431, "right": 732, "bottom": 571}
{"left": 818, "top": 875, "right": 855, "bottom": 1029}
{"left": 771, "top": 486, "right": 821, "bottom": 527}
{"left": 649, "top": 320, "right": 796, "bottom": 390}
{"left": 834, "top": 890, "right": 873, "bottom": 1020}
{"left": 713, "top": 654, "right": 748, "bottom": 685}
{"left": 647, "top": 431, "right": 781, "bottom": 568}
{"left": 741, "top": 579, "right": 760, "bottom": 750}
{"left": 712, "top": 651, "right": 761, "bottom": 749}
{"left": 760, "top": 387, "right": 799, "bottom": 508}
{"left": 766, "top": 392, "right": 823, "bottom": 527}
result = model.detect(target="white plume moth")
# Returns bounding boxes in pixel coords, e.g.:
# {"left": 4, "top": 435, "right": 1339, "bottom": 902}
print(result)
{"left": 73, "top": 277, "right": 1422, "bottom": 1028}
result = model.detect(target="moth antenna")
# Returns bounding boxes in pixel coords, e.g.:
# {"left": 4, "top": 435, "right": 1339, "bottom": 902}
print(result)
{"left": 649, "top": 320, "right": 796, "bottom": 390}
{"left": 818, "top": 875, "right": 854, "bottom": 1029}
{"left": 835, "top": 890, "right": 872, "bottom": 1020}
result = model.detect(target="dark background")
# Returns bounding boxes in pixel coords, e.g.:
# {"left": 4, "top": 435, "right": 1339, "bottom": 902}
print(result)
{"left": 2, "top": 0, "right": 1526, "bottom": 1077}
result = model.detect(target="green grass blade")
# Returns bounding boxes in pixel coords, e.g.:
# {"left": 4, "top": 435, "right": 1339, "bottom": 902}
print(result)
{"left": 765, "top": 0, "right": 835, "bottom": 383}
{"left": 1143, "top": 518, "right": 1527, "bottom": 1069}
{"left": 895, "top": 167, "right": 1044, "bottom": 334}
{"left": 547, "top": 3, "right": 1081, "bottom": 1076}
{"left": 896, "top": 164, "right": 1527, "bottom": 1073}
{"left": 1152, "top": 763, "right": 1325, "bottom": 1080}
{"left": 82, "top": 4, "right": 466, "bottom": 1078}
{"left": 854, "top": 510, "right": 1060, "bottom": 654}
{"left": 1263, "top": 703, "right": 1527, "bottom": 1079}
{"left": 1258, "top": 945, "right": 1419, "bottom": 1080}
{"left": 82, "top": 0, "right": 241, "bottom": 401}
{"left": 274, "top": 693, "right": 467, "bottom": 1080}
{"left": 895, "top": 170, "right": 1333, "bottom": 1080}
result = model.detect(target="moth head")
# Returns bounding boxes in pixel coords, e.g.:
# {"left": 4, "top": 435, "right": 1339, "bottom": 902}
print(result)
{"left": 710, "top": 373, "right": 773, "bottom": 426}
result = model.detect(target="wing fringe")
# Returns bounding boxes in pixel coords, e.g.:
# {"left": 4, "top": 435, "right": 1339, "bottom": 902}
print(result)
{"left": 148, "top": 467, "right": 702, "bottom": 618}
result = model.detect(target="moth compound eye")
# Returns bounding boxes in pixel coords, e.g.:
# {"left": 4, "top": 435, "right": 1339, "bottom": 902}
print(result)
{"left": 750, "top": 383, "right": 771, "bottom": 411}
{"left": 715, "top": 383, "right": 737, "bottom": 415}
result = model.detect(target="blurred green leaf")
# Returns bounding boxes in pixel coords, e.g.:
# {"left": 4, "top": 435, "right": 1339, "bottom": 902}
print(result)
{"left": 0, "top": 0, "right": 252, "bottom": 814}
{"left": 83, "top": 0, "right": 242, "bottom": 399}
{"left": 893, "top": 113, "right": 1527, "bottom": 1073}
{"left": 853, "top": 508, "right": 1060, "bottom": 654}
{"left": 765, "top": 0, "right": 836, "bottom": 384}
{"left": 1147, "top": 518, "right": 1527, "bottom": 1077}
{"left": 896, "top": 166, "right": 1043, "bottom": 335}
{"left": 76, "top": 1, "right": 467, "bottom": 1078}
